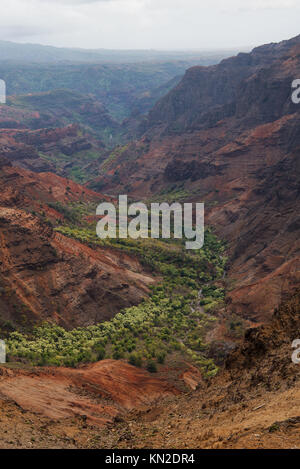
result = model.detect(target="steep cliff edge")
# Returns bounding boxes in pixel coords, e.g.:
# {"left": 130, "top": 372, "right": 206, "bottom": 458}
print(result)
{"left": 90, "top": 35, "right": 300, "bottom": 322}
{"left": 140, "top": 34, "right": 300, "bottom": 136}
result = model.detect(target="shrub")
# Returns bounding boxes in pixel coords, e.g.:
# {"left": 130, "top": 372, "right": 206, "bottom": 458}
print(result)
{"left": 128, "top": 353, "right": 142, "bottom": 368}
{"left": 157, "top": 352, "right": 166, "bottom": 364}
{"left": 147, "top": 360, "right": 157, "bottom": 373}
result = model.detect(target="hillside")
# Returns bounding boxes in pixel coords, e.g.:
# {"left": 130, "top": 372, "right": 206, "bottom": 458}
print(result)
{"left": 0, "top": 157, "right": 154, "bottom": 331}
{"left": 7, "top": 90, "right": 120, "bottom": 144}
{"left": 139, "top": 34, "right": 300, "bottom": 136}
{"left": 0, "top": 122, "right": 107, "bottom": 182}
{"left": 0, "top": 89, "right": 119, "bottom": 181}
{"left": 111, "top": 291, "right": 300, "bottom": 449}
{"left": 0, "top": 40, "right": 233, "bottom": 64}
{"left": 0, "top": 57, "right": 230, "bottom": 122}
{"left": 90, "top": 35, "right": 300, "bottom": 324}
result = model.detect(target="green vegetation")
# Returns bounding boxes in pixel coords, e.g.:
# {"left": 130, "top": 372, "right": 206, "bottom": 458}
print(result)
{"left": 46, "top": 201, "right": 98, "bottom": 225}
{"left": 226, "top": 314, "right": 246, "bottom": 339}
{"left": 150, "top": 183, "right": 206, "bottom": 204}
{"left": 6, "top": 219, "right": 226, "bottom": 377}
{"left": 100, "top": 145, "right": 129, "bottom": 173}
{"left": 39, "top": 148, "right": 105, "bottom": 183}
{"left": 1, "top": 61, "right": 207, "bottom": 122}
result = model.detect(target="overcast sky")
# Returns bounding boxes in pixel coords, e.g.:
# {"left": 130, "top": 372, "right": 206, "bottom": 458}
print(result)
{"left": 1, "top": 0, "right": 299, "bottom": 50}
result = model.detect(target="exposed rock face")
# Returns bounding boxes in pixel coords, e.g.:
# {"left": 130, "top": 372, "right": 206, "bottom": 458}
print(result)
{"left": 164, "top": 159, "right": 224, "bottom": 182}
{"left": 0, "top": 158, "right": 107, "bottom": 211}
{"left": 90, "top": 35, "right": 300, "bottom": 322}
{"left": 0, "top": 360, "right": 179, "bottom": 427}
{"left": 226, "top": 291, "right": 300, "bottom": 381}
{"left": 140, "top": 35, "right": 300, "bottom": 137}
{"left": 0, "top": 124, "right": 106, "bottom": 177}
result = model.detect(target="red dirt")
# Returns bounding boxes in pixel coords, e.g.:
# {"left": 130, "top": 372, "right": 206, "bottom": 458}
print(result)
{"left": 0, "top": 360, "right": 179, "bottom": 427}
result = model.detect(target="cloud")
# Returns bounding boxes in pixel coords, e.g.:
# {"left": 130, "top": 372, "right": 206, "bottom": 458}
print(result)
{"left": 0, "top": 25, "right": 50, "bottom": 39}
{"left": 0, "top": 0, "right": 299, "bottom": 50}
{"left": 39, "top": 0, "right": 115, "bottom": 3}
{"left": 242, "top": 0, "right": 298, "bottom": 8}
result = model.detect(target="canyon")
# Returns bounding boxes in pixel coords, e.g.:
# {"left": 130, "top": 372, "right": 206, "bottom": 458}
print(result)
{"left": 0, "top": 35, "right": 299, "bottom": 449}
{"left": 91, "top": 35, "right": 300, "bottom": 324}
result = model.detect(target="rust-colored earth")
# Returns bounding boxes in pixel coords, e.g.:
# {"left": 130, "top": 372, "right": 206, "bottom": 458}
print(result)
{"left": 0, "top": 360, "right": 179, "bottom": 429}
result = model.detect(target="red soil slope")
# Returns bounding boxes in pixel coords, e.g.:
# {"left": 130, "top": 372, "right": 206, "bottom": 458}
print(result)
{"left": 0, "top": 360, "right": 179, "bottom": 427}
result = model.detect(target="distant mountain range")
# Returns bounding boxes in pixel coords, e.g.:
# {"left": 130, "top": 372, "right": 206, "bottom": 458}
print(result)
{"left": 0, "top": 39, "right": 238, "bottom": 64}
{"left": 0, "top": 41, "right": 237, "bottom": 123}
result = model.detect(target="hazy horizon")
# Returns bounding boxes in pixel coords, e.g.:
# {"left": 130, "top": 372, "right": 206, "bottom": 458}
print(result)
{"left": 0, "top": 0, "right": 299, "bottom": 51}
{"left": 0, "top": 38, "right": 251, "bottom": 53}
